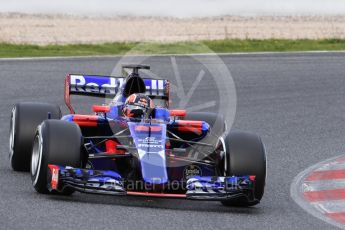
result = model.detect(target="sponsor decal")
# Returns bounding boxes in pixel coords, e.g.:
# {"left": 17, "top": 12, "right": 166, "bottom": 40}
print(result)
{"left": 48, "top": 165, "right": 59, "bottom": 190}
{"left": 145, "top": 79, "right": 166, "bottom": 96}
{"left": 138, "top": 143, "right": 162, "bottom": 149}
{"left": 184, "top": 165, "right": 202, "bottom": 180}
{"left": 137, "top": 137, "right": 163, "bottom": 149}
{"left": 69, "top": 75, "right": 167, "bottom": 96}
{"left": 70, "top": 75, "right": 122, "bottom": 95}
{"left": 85, "top": 161, "right": 94, "bottom": 169}
{"left": 142, "top": 136, "right": 160, "bottom": 144}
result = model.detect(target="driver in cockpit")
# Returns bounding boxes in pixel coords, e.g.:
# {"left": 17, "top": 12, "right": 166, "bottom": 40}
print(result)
{"left": 122, "top": 93, "right": 154, "bottom": 120}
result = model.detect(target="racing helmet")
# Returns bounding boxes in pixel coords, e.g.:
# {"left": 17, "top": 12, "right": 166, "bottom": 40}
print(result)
{"left": 123, "top": 93, "right": 154, "bottom": 119}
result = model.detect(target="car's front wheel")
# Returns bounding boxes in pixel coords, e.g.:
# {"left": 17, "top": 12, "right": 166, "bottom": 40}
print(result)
{"left": 221, "top": 131, "right": 266, "bottom": 207}
{"left": 31, "top": 120, "right": 84, "bottom": 194}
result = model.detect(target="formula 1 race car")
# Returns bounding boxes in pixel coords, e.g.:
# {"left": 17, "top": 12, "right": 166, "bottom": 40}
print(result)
{"left": 9, "top": 64, "right": 266, "bottom": 206}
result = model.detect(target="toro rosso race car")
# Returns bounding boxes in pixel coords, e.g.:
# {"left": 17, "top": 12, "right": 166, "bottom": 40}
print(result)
{"left": 9, "top": 64, "right": 266, "bottom": 206}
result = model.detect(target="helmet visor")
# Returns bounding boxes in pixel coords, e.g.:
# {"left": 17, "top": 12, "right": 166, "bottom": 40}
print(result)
{"left": 126, "top": 104, "right": 147, "bottom": 111}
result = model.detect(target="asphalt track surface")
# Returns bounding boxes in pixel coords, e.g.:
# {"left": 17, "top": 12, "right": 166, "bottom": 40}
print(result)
{"left": 1, "top": 52, "right": 345, "bottom": 230}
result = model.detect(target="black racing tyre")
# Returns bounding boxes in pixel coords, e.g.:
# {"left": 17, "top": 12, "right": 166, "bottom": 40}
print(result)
{"left": 9, "top": 102, "right": 61, "bottom": 171}
{"left": 31, "top": 120, "right": 83, "bottom": 194}
{"left": 221, "top": 131, "right": 266, "bottom": 207}
{"left": 184, "top": 112, "right": 225, "bottom": 137}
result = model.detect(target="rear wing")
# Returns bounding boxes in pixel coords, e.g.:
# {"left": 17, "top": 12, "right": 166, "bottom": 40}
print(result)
{"left": 65, "top": 74, "right": 170, "bottom": 114}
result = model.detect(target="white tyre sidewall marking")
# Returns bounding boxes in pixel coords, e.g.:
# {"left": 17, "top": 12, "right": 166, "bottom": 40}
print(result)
{"left": 262, "top": 141, "right": 268, "bottom": 187}
{"left": 32, "top": 125, "right": 43, "bottom": 186}
{"left": 218, "top": 136, "right": 226, "bottom": 176}
{"left": 9, "top": 107, "right": 16, "bottom": 161}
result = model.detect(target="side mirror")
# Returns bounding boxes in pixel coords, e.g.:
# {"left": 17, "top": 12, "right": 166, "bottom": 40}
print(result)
{"left": 170, "top": 110, "right": 186, "bottom": 117}
{"left": 92, "top": 105, "right": 110, "bottom": 113}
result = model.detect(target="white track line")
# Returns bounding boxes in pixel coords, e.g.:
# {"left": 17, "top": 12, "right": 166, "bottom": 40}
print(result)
{"left": 303, "top": 179, "right": 345, "bottom": 192}
{"left": 1, "top": 50, "right": 345, "bottom": 61}
{"left": 315, "top": 163, "right": 345, "bottom": 172}
{"left": 312, "top": 200, "right": 345, "bottom": 214}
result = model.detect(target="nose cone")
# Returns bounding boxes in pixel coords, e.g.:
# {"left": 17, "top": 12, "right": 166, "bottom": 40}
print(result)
{"left": 139, "top": 150, "right": 168, "bottom": 185}
{"left": 128, "top": 122, "right": 168, "bottom": 185}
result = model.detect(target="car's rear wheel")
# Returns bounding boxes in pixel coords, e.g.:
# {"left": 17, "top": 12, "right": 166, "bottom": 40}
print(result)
{"left": 9, "top": 102, "right": 61, "bottom": 171}
{"left": 31, "top": 120, "right": 83, "bottom": 194}
{"left": 221, "top": 131, "right": 266, "bottom": 207}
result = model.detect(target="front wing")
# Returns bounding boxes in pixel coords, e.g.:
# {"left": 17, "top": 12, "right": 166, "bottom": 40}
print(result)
{"left": 47, "top": 164, "right": 257, "bottom": 202}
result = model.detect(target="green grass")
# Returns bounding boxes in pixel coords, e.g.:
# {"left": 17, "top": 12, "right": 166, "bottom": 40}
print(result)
{"left": 1, "top": 39, "right": 345, "bottom": 58}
